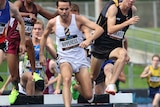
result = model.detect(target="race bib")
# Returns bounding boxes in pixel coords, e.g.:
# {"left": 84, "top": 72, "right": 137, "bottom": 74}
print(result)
{"left": 109, "top": 31, "right": 124, "bottom": 39}
{"left": 16, "top": 24, "right": 33, "bottom": 33}
{"left": 0, "top": 23, "right": 5, "bottom": 35}
{"left": 60, "top": 35, "right": 79, "bottom": 51}
{"left": 26, "top": 60, "right": 43, "bottom": 69}
{"left": 16, "top": 17, "right": 34, "bottom": 33}
{"left": 150, "top": 76, "right": 160, "bottom": 82}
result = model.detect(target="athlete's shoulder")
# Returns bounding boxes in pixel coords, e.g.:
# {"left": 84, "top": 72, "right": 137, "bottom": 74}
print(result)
{"left": 49, "top": 16, "right": 57, "bottom": 23}
{"left": 107, "top": 4, "right": 118, "bottom": 15}
{"left": 109, "top": 3, "right": 118, "bottom": 9}
{"left": 75, "top": 14, "right": 83, "bottom": 20}
{"left": 46, "top": 16, "right": 57, "bottom": 29}
{"left": 14, "top": 0, "right": 23, "bottom": 3}
{"left": 75, "top": 14, "right": 89, "bottom": 22}
{"left": 9, "top": 2, "right": 18, "bottom": 16}
{"left": 148, "top": 65, "right": 152, "bottom": 70}
{"left": 14, "top": 0, "right": 23, "bottom": 8}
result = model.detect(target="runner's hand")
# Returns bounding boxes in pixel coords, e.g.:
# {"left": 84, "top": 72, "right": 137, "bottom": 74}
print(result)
{"left": 79, "top": 39, "right": 92, "bottom": 48}
{"left": 127, "top": 16, "right": 140, "bottom": 25}
{"left": 19, "top": 41, "right": 26, "bottom": 55}
{"left": 29, "top": 13, "right": 37, "bottom": 23}
{"left": 54, "top": 89, "right": 61, "bottom": 94}
{"left": 40, "top": 54, "right": 46, "bottom": 66}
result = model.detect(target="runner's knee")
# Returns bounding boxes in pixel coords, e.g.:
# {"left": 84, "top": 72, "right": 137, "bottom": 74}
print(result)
{"left": 118, "top": 49, "right": 128, "bottom": 61}
{"left": 83, "top": 91, "right": 92, "bottom": 100}
{"left": 63, "top": 77, "right": 71, "bottom": 87}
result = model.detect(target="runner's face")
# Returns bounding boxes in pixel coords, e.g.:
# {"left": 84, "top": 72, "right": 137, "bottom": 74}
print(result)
{"left": 152, "top": 57, "right": 160, "bottom": 67}
{"left": 124, "top": 0, "right": 135, "bottom": 7}
{"left": 57, "top": 2, "right": 71, "bottom": 19}
{"left": 32, "top": 24, "right": 43, "bottom": 40}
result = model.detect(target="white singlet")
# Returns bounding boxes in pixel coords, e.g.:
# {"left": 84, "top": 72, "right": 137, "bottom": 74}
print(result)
{"left": 55, "top": 14, "right": 90, "bottom": 73}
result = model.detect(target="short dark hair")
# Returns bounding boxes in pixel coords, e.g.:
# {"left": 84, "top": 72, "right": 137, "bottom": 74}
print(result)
{"left": 56, "top": 0, "right": 71, "bottom": 7}
{"left": 152, "top": 54, "right": 160, "bottom": 60}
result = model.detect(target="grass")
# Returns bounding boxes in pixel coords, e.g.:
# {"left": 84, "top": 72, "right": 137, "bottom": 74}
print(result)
{"left": 0, "top": 60, "right": 7, "bottom": 72}
{"left": 120, "top": 64, "right": 148, "bottom": 89}
{"left": 0, "top": 60, "right": 9, "bottom": 90}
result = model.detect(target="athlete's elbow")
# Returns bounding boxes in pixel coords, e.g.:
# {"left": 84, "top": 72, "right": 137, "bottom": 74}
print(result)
{"left": 140, "top": 75, "right": 145, "bottom": 79}
{"left": 108, "top": 28, "right": 115, "bottom": 34}
{"left": 98, "top": 26, "right": 104, "bottom": 34}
